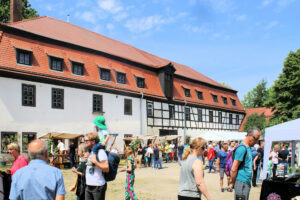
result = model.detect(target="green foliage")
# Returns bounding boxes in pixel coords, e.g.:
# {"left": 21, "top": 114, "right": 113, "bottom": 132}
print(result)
{"left": 1, "top": 133, "right": 19, "bottom": 153}
{"left": 46, "top": 136, "right": 58, "bottom": 155}
{"left": 242, "top": 79, "right": 269, "bottom": 109}
{"left": 185, "top": 135, "right": 191, "bottom": 144}
{"left": 131, "top": 139, "right": 140, "bottom": 154}
{"left": 266, "top": 49, "right": 300, "bottom": 125}
{"left": 243, "top": 113, "right": 266, "bottom": 134}
{"left": 221, "top": 82, "right": 232, "bottom": 89}
{"left": 0, "top": 0, "right": 39, "bottom": 23}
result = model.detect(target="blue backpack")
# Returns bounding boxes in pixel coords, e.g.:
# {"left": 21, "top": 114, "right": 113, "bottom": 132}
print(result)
{"left": 103, "top": 151, "right": 120, "bottom": 182}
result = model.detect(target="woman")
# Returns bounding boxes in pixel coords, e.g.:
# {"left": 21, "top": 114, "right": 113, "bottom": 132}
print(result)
{"left": 6, "top": 143, "right": 28, "bottom": 177}
{"left": 178, "top": 137, "right": 210, "bottom": 200}
{"left": 120, "top": 147, "right": 138, "bottom": 200}
{"left": 207, "top": 145, "right": 216, "bottom": 173}
{"left": 145, "top": 144, "right": 153, "bottom": 167}
{"left": 270, "top": 144, "right": 279, "bottom": 177}
{"left": 136, "top": 144, "right": 143, "bottom": 168}
{"left": 71, "top": 143, "right": 89, "bottom": 200}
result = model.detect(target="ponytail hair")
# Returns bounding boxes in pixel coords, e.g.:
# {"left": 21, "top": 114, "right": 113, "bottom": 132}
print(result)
{"left": 182, "top": 137, "right": 206, "bottom": 161}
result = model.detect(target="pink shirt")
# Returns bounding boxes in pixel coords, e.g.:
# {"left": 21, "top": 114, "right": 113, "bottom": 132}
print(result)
{"left": 10, "top": 155, "right": 28, "bottom": 177}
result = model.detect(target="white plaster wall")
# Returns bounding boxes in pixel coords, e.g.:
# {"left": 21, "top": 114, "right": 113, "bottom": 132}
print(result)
{"left": 0, "top": 77, "right": 147, "bottom": 150}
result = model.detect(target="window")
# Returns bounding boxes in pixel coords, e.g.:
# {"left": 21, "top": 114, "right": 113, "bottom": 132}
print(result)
{"left": 72, "top": 62, "right": 84, "bottom": 76}
{"left": 184, "top": 88, "right": 191, "bottom": 97}
{"left": 222, "top": 97, "right": 228, "bottom": 105}
{"left": 197, "top": 91, "right": 203, "bottom": 100}
{"left": 165, "top": 73, "right": 171, "bottom": 81}
{"left": 169, "top": 105, "right": 175, "bottom": 119}
{"left": 198, "top": 109, "right": 203, "bottom": 122}
{"left": 22, "top": 132, "right": 36, "bottom": 152}
{"left": 229, "top": 114, "right": 233, "bottom": 124}
{"left": 52, "top": 88, "right": 64, "bottom": 109}
{"left": 124, "top": 99, "right": 132, "bottom": 115}
{"left": 236, "top": 115, "right": 240, "bottom": 125}
{"left": 99, "top": 68, "right": 110, "bottom": 81}
{"left": 218, "top": 112, "right": 222, "bottom": 123}
{"left": 22, "top": 84, "right": 36, "bottom": 107}
{"left": 211, "top": 94, "right": 218, "bottom": 103}
{"left": 117, "top": 72, "right": 126, "bottom": 84}
{"left": 209, "top": 111, "right": 213, "bottom": 122}
{"left": 231, "top": 98, "right": 237, "bottom": 106}
{"left": 1, "top": 132, "right": 17, "bottom": 153}
{"left": 16, "top": 49, "right": 32, "bottom": 66}
{"left": 136, "top": 77, "right": 145, "bottom": 88}
{"left": 93, "top": 94, "right": 103, "bottom": 113}
{"left": 147, "top": 102, "right": 153, "bottom": 117}
{"left": 50, "top": 57, "right": 63, "bottom": 72}
{"left": 185, "top": 107, "right": 190, "bottom": 120}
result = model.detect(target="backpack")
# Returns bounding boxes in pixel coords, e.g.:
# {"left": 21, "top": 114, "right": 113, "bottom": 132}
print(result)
{"left": 103, "top": 151, "right": 120, "bottom": 182}
{"left": 225, "top": 145, "right": 247, "bottom": 176}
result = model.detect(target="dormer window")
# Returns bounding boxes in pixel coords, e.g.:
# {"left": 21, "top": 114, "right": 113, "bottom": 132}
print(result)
{"left": 116, "top": 72, "right": 126, "bottom": 84}
{"left": 183, "top": 88, "right": 191, "bottom": 97}
{"left": 16, "top": 49, "right": 32, "bottom": 66}
{"left": 49, "top": 56, "right": 63, "bottom": 72}
{"left": 222, "top": 97, "right": 228, "bottom": 105}
{"left": 231, "top": 98, "right": 237, "bottom": 106}
{"left": 71, "top": 62, "right": 84, "bottom": 76}
{"left": 99, "top": 68, "right": 111, "bottom": 81}
{"left": 197, "top": 91, "right": 203, "bottom": 100}
{"left": 211, "top": 94, "right": 218, "bottom": 103}
{"left": 136, "top": 77, "right": 145, "bottom": 88}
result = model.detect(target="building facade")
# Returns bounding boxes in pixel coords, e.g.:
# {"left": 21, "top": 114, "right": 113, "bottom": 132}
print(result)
{"left": 0, "top": 16, "right": 245, "bottom": 153}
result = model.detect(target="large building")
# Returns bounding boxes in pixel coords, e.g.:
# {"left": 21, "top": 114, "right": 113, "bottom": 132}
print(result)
{"left": 0, "top": 15, "right": 245, "bottom": 152}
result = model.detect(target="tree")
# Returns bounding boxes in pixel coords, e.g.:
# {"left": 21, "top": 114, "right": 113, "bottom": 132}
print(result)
{"left": 266, "top": 49, "right": 300, "bottom": 124}
{"left": 0, "top": 0, "right": 39, "bottom": 23}
{"left": 242, "top": 79, "right": 269, "bottom": 109}
{"left": 243, "top": 113, "right": 266, "bottom": 134}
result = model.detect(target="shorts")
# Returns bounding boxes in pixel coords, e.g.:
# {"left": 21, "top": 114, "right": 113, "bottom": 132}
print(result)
{"left": 219, "top": 168, "right": 226, "bottom": 178}
{"left": 170, "top": 152, "right": 175, "bottom": 158}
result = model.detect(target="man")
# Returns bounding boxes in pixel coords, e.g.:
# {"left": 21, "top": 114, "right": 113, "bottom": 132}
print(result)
{"left": 278, "top": 143, "right": 289, "bottom": 175}
{"left": 207, "top": 145, "right": 216, "bottom": 173}
{"left": 169, "top": 141, "right": 175, "bottom": 162}
{"left": 57, "top": 140, "right": 66, "bottom": 154}
{"left": 216, "top": 143, "right": 231, "bottom": 192}
{"left": 270, "top": 144, "right": 279, "bottom": 177}
{"left": 229, "top": 128, "right": 261, "bottom": 200}
{"left": 9, "top": 140, "right": 66, "bottom": 200}
{"left": 69, "top": 140, "right": 76, "bottom": 168}
{"left": 85, "top": 132, "right": 109, "bottom": 200}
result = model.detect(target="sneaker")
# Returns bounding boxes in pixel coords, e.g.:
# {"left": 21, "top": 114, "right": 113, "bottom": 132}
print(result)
{"left": 221, "top": 188, "right": 225, "bottom": 192}
{"left": 227, "top": 188, "right": 233, "bottom": 192}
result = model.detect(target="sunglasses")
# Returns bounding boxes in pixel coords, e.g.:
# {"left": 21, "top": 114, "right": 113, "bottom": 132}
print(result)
{"left": 252, "top": 136, "right": 259, "bottom": 141}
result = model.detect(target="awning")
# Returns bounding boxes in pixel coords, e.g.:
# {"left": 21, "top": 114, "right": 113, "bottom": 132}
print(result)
{"left": 158, "top": 135, "right": 181, "bottom": 141}
{"left": 39, "top": 133, "right": 84, "bottom": 139}
{"left": 194, "top": 131, "right": 246, "bottom": 142}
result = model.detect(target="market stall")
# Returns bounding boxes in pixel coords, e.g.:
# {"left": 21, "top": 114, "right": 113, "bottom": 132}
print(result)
{"left": 196, "top": 131, "right": 246, "bottom": 142}
{"left": 260, "top": 118, "right": 300, "bottom": 200}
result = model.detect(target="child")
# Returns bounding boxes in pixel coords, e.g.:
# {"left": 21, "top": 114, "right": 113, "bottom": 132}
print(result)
{"left": 267, "top": 155, "right": 274, "bottom": 179}
{"left": 120, "top": 147, "right": 138, "bottom": 200}
{"left": 93, "top": 116, "right": 110, "bottom": 153}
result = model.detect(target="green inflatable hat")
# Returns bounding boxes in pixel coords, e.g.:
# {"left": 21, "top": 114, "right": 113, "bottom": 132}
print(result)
{"left": 94, "top": 116, "right": 107, "bottom": 130}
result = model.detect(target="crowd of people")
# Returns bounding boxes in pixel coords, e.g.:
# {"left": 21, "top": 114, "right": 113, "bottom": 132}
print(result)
{"left": 3, "top": 119, "right": 299, "bottom": 200}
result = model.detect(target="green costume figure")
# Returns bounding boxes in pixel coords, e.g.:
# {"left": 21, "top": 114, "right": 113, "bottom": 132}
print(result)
{"left": 125, "top": 156, "right": 138, "bottom": 200}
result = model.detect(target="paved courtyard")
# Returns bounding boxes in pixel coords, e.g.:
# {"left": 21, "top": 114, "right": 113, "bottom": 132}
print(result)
{"left": 63, "top": 162, "right": 262, "bottom": 200}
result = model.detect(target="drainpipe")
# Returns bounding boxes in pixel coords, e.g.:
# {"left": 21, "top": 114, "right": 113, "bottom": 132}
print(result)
{"left": 184, "top": 100, "right": 187, "bottom": 143}
{"left": 140, "top": 92, "right": 144, "bottom": 136}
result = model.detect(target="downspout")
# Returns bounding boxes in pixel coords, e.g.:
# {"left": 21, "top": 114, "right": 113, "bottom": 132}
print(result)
{"left": 184, "top": 100, "right": 187, "bottom": 143}
{"left": 140, "top": 92, "right": 144, "bottom": 136}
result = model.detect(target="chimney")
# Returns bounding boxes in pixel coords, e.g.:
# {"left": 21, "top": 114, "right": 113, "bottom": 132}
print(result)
{"left": 10, "top": 0, "right": 22, "bottom": 23}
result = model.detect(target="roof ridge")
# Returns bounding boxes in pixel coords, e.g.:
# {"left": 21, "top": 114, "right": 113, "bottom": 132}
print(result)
{"left": 8, "top": 16, "right": 47, "bottom": 25}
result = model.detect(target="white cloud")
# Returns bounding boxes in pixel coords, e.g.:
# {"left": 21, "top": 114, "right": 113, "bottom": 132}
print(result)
{"left": 183, "top": 24, "right": 210, "bottom": 33}
{"left": 75, "top": 11, "right": 97, "bottom": 24}
{"left": 97, "top": 0, "right": 123, "bottom": 14}
{"left": 114, "top": 12, "right": 128, "bottom": 21}
{"left": 277, "top": 0, "right": 296, "bottom": 7}
{"left": 265, "top": 21, "right": 278, "bottom": 30}
{"left": 106, "top": 23, "right": 114, "bottom": 30}
{"left": 124, "top": 15, "right": 167, "bottom": 33}
{"left": 235, "top": 14, "right": 246, "bottom": 21}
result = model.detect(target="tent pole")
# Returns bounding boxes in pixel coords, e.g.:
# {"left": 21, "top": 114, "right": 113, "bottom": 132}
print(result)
{"left": 291, "top": 140, "right": 296, "bottom": 167}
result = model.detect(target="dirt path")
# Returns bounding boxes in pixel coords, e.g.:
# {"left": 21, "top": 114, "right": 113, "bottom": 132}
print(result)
{"left": 64, "top": 162, "right": 261, "bottom": 200}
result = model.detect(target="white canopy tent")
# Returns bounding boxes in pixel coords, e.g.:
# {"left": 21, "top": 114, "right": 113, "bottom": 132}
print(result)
{"left": 262, "top": 118, "right": 300, "bottom": 180}
{"left": 193, "top": 131, "right": 246, "bottom": 142}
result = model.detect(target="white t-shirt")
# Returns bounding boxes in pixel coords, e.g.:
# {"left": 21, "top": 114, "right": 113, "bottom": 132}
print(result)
{"left": 57, "top": 142, "right": 65, "bottom": 151}
{"left": 86, "top": 149, "right": 108, "bottom": 186}
{"left": 271, "top": 151, "right": 278, "bottom": 164}
{"left": 146, "top": 147, "right": 153, "bottom": 157}
{"left": 169, "top": 144, "right": 175, "bottom": 152}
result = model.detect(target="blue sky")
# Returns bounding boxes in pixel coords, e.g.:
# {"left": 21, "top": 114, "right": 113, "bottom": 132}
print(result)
{"left": 29, "top": 0, "right": 300, "bottom": 100}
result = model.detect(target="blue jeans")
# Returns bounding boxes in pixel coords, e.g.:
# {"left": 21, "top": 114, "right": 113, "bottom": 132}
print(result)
{"left": 178, "top": 154, "right": 183, "bottom": 166}
{"left": 256, "top": 163, "right": 261, "bottom": 182}
{"left": 165, "top": 153, "right": 169, "bottom": 163}
{"left": 154, "top": 158, "right": 159, "bottom": 169}
{"left": 209, "top": 159, "right": 216, "bottom": 172}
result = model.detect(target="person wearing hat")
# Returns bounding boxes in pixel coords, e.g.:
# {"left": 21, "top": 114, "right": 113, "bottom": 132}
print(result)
{"left": 92, "top": 116, "right": 110, "bottom": 155}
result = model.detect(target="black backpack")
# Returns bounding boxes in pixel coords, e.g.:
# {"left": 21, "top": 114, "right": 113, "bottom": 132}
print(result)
{"left": 96, "top": 151, "right": 120, "bottom": 182}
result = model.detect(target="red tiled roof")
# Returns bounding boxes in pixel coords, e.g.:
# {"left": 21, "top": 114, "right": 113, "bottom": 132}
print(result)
{"left": 6, "top": 16, "right": 232, "bottom": 90}
{"left": 239, "top": 107, "right": 275, "bottom": 131}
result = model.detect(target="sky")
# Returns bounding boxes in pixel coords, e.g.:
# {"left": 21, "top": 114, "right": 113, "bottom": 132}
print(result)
{"left": 29, "top": 0, "right": 300, "bottom": 100}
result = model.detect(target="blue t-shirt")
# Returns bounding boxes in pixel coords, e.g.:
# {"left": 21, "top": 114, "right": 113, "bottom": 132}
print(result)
{"left": 234, "top": 142, "right": 252, "bottom": 186}
{"left": 217, "top": 150, "right": 228, "bottom": 168}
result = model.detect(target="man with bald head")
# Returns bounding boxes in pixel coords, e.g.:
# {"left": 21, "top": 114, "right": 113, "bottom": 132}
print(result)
{"left": 9, "top": 140, "right": 66, "bottom": 200}
{"left": 229, "top": 127, "right": 261, "bottom": 200}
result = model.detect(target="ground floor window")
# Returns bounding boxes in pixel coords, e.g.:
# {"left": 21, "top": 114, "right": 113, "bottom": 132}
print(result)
{"left": 1, "top": 132, "right": 18, "bottom": 153}
{"left": 22, "top": 132, "right": 37, "bottom": 152}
